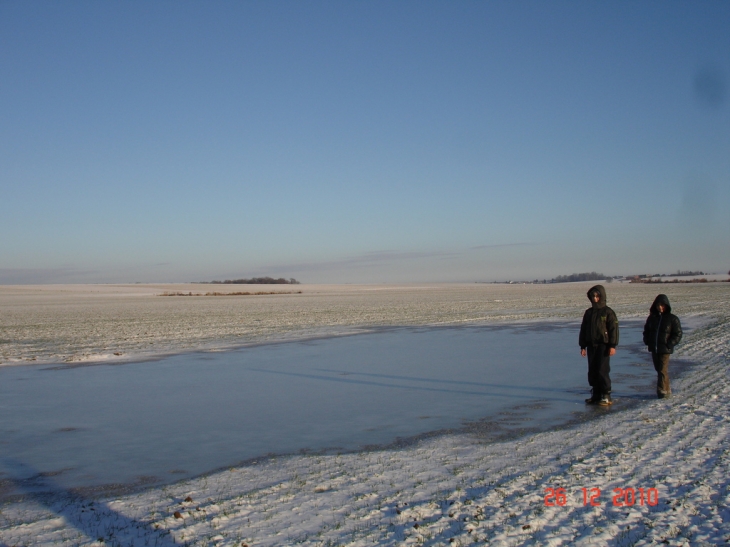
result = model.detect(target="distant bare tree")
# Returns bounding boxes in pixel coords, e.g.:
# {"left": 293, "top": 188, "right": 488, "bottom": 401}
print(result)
{"left": 208, "top": 277, "right": 301, "bottom": 285}
{"left": 550, "top": 272, "right": 606, "bottom": 283}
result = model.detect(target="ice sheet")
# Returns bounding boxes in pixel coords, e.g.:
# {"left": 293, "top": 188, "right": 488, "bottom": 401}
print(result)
{"left": 0, "top": 321, "right": 670, "bottom": 494}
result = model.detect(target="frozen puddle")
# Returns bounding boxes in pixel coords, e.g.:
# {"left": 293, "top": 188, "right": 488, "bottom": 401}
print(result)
{"left": 0, "top": 321, "right": 686, "bottom": 496}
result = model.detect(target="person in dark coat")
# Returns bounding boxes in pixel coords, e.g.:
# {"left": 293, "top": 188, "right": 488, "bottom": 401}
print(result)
{"left": 579, "top": 285, "right": 619, "bottom": 406}
{"left": 643, "top": 294, "right": 682, "bottom": 399}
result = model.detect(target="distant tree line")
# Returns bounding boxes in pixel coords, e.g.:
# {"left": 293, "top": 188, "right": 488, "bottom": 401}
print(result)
{"left": 673, "top": 270, "right": 705, "bottom": 277}
{"left": 637, "top": 278, "right": 710, "bottom": 284}
{"left": 160, "top": 290, "right": 302, "bottom": 296}
{"left": 550, "top": 272, "right": 607, "bottom": 283}
{"left": 208, "top": 277, "right": 301, "bottom": 285}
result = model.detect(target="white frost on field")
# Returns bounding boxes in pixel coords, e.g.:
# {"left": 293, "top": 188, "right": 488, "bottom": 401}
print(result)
{"left": 0, "top": 281, "right": 725, "bottom": 366}
{"left": 1, "top": 283, "right": 729, "bottom": 546}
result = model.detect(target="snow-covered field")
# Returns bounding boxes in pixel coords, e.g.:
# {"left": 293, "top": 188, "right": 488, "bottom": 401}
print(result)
{"left": 1, "top": 282, "right": 729, "bottom": 546}
{"left": 0, "top": 281, "right": 726, "bottom": 366}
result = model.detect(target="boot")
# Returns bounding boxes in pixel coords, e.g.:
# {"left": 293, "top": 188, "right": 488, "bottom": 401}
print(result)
{"left": 585, "top": 389, "right": 600, "bottom": 404}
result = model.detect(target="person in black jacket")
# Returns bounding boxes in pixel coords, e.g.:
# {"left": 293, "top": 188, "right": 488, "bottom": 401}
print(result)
{"left": 579, "top": 285, "right": 619, "bottom": 406}
{"left": 643, "top": 294, "right": 682, "bottom": 399}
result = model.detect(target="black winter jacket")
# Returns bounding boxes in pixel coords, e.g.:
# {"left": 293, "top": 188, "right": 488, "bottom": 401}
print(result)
{"left": 579, "top": 285, "right": 619, "bottom": 349}
{"left": 643, "top": 294, "right": 682, "bottom": 354}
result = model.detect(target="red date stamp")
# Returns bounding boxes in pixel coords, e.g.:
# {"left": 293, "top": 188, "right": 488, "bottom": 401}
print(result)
{"left": 544, "top": 487, "right": 659, "bottom": 507}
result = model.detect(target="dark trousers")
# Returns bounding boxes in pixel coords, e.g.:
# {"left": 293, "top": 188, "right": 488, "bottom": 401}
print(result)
{"left": 651, "top": 352, "right": 671, "bottom": 396}
{"left": 587, "top": 344, "right": 612, "bottom": 398}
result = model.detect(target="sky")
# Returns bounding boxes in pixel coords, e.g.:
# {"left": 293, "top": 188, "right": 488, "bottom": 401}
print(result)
{"left": 1, "top": 1, "right": 728, "bottom": 284}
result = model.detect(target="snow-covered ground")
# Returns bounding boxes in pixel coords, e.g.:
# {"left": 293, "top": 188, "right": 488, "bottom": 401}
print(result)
{"left": 1, "top": 281, "right": 726, "bottom": 366}
{"left": 1, "top": 282, "right": 729, "bottom": 546}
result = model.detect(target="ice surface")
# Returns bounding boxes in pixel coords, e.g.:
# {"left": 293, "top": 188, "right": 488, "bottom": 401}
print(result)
{"left": 0, "top": 322, "right": 669, "bottom": 493}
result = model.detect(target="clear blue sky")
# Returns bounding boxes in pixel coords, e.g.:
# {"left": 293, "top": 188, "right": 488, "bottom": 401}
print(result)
{"left": 1, "top": 1, "right": 728, "bottom": 284}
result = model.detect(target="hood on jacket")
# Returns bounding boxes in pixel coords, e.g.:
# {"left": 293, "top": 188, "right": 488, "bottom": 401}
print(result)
{"left": 651, "top": 294, "right": 672, "bottom": 314}
{"left": 587, "top": 285, "right": 607, "bottom": 308}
